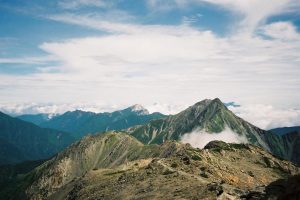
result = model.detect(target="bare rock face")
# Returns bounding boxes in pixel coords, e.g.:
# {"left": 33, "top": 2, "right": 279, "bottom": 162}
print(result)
{"left": 24, "top": 132, "right": 188, "bottom": 199}
{"left": 204, "top": 140, "right": 230, "bottom": 150}
{"left": 61, "top": 141, "right": 299, "bottom": 200}
{"left": 14, "top": 132, "right": 299, "bottom": 200}
{"left": 25, "top": 132, "right": 156, "bottom": 199}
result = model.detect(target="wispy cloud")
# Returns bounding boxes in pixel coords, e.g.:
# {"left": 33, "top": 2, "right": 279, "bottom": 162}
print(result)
{"left": 148, "top": 0, "right": 299, "bottom": 33}
{"left": 0, "top": 56, "right": 57, "bottom": 65}
{"left": 259, "top": 21, "right": 300, "bottom": 41}
{"left": 198, "top": 0, "right": 297, "bottom": 32}
{"left": 58, "top": 0, "right": 111, "bottom": 9}
{"left": 48, "top": 12, "right": 195, "bottom": 34}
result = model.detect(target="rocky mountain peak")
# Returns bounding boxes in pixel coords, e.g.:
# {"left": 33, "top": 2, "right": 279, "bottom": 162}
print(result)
{"left": 127, "top": 104, "right": 149, "bottom": 115}
{"left": 184, "top": 98, "right": 226, "bottom": 116}
{"left": 204, "top": 140, "right": 230, "bottom": 150}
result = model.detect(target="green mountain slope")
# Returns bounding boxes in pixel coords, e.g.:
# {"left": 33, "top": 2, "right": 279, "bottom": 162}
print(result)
{"left": 20, "top": 132, "right": 175, "bottom": 199}
{"left": 17, "top": 114, "right": 53, "bottom": 126}
{"left": 0, "top": 138, "right": 24, "bottom": 165}
{"left": 0, "top": 112, "right": 75, "bottom": 164}
{"left": 127, "top": 98, "right": 288, "bottom": 160}
{"left": 129, "top": 99, "right": 264, "bottom": 144}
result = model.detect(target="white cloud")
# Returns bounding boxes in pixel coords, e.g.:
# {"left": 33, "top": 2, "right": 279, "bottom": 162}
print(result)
{"left": 145, "top": 102, "right": 189, "bottom": 115}
{"left": 228, "top": 104, "right": 300, "bottom": 130}
{"left": 181, "top": 127, "right": 248, "bottom": 149}
{"left": 48, "top": 13, "right": 198, "bottom": 34}
{"left": 0, "top": 56, "right": 57, "bottom": 65}
{"left": 259, "top": 21, "right": 300, "bottom": 41}
{"left": 40, "top": 16, "right": 300, "bottom": 104}
{"left": 0, "top": 102, "right": 124, "bottom": 116}
{"left": 200, "top": 0, "right": 296, "bottom": 31}
{"left": 1, "top": 1, "right": 300, "bottom": 114}
{"left": 0, "top": 101, "right": 187, "bottom": 116}
{"left": 1, "top": 15, "right": 300, "bottom": 109}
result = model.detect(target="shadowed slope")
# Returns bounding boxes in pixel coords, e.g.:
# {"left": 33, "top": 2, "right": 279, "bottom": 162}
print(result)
{"left": 0, "top": 112, "right": 75, "bottom": 164}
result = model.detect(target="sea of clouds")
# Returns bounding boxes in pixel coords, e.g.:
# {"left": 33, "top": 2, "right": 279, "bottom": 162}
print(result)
{"left": 180, "top": 127, "right": 248, "bottom": 149}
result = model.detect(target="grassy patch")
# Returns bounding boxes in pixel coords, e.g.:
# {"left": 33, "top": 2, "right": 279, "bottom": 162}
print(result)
{"left": 104, "top": 170, "right": 128, "bottom": 176}
{"left": 191, "top": 154, "right": 202, "bottom": 161}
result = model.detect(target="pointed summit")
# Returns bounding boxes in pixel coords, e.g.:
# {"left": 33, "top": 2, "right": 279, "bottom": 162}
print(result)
{"left": 128, "top": 98, "right": 274, "bottom": 151}
{"left": 185, "top": 98, "right": 226, "bottom": 115}
{"left": 125, "top": 104, "right": 149, "bottom": 115}
{"left": 211, "top": 97, "right": 224, "bottom": 105}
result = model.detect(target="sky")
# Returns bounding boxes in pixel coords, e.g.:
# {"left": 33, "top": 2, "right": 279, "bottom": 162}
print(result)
{"left": 0, "top": 0, "right": 300, "bottom": 129}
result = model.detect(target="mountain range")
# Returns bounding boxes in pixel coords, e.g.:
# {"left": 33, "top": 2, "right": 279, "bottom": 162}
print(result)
{"left": 17, "top": 105, "right": 165, "bottom": 139}
{"left": 0, "top": 105, "right": 165, "bottom": 165}
{"left": 2, "top": 99, "right": 298, "bottom": 165}
{"left": 1, "top": 98, "right": 300, "bottom": 199}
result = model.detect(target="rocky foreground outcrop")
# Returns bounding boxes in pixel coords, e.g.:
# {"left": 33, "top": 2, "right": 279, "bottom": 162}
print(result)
{"left": 7, "top": 132, "right": 297, "bottom": 200}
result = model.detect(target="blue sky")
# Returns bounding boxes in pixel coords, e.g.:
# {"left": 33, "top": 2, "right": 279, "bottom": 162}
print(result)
{"left": 1, "top": 0, "right": 300, "bottom": 128}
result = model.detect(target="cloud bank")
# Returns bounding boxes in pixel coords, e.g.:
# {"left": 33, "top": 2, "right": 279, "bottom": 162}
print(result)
{"left": 0, "top": 102, "right": 122, "bottom": 116}
{"left": 181, "top": 127, "right": 248, "bottom": 149}
{"left": 228, "top": 104, "right": 300, "bottom": 130}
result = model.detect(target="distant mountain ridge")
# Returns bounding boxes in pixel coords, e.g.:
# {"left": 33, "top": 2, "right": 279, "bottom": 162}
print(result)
{"left": 17, "top": 113, "right": 55, "bottom": 126}
{"left": 0, "top": 112, "right": 75, "bottom": 165}
{"left": 270, "top": 126, "right": 300, "bottom": 135}
{"left": 17, "top": 105, "right": 165, "bottom": 139}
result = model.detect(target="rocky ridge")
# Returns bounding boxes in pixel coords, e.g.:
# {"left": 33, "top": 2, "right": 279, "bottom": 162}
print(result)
{"left": 5, "top": 132, "right": 298, "bottom": 200}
